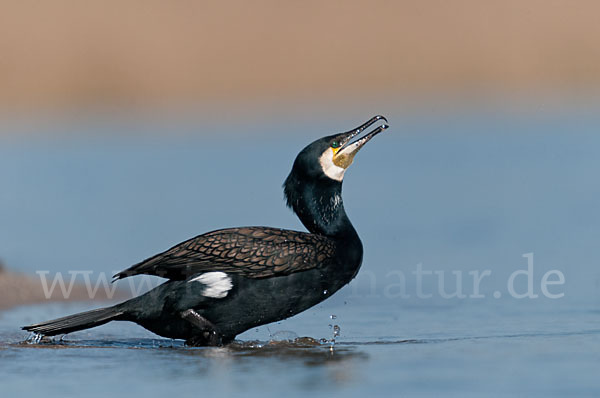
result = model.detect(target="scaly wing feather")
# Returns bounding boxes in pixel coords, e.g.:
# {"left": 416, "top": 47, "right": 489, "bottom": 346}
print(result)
{"left": 113, "top": 227, "right": 337, "bottom": 280}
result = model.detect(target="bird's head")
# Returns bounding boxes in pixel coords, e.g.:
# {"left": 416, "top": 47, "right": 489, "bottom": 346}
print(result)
{"left": 283, "top": 116, "right": 388, "bottom": 235}
{"left": 289, "top": 115, "right": 389, "bottom": 183}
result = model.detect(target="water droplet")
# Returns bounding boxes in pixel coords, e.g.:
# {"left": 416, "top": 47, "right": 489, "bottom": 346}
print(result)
{"left": 333, "top": 325, "right": 341, "bottom": 338}
{"left": 330, "top": 314, "right": 337, "bottom": 320}
{"left": 323, "top": 290, "right": 328, "bottom": 295}
{"left": 327, "top": 323, "right": 342, "bottom": 353}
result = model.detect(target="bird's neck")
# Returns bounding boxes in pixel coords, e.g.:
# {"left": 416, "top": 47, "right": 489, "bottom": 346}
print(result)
{"left": 284, "top": 176, "right": 358, "bottom": 239}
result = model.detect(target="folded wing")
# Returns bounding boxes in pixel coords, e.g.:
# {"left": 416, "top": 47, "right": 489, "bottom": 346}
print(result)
{"left": 113, "top": 227, "right": 337, "bottom": 281}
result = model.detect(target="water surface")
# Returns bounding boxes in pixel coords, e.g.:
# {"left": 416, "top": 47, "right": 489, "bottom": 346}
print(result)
{"left": 1, "top": 110, "right": 600, "bottom": 396}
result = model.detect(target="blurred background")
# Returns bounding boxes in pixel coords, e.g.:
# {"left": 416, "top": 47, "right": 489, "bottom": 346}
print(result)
{"left": 1, "top": 0, "right": 600, "bottom": 321}
{"left": 2, "top": 0, "right": 600, "bottom": 116}
{"left": 2, "top": 1, "right": 600, "bottom": 396}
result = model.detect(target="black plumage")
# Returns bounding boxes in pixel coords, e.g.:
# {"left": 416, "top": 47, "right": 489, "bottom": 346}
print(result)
{"left": 23, "top": 115, "right": 389, "bottom": 346}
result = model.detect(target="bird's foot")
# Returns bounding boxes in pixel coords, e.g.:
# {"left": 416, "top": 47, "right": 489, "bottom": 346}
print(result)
{"left": 180, "top": 309, "right": 223, "bottom": 346}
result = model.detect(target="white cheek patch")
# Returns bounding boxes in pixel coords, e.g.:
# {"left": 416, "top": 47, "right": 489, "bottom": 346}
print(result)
{"left": 189, "top": 272, "right": 233, "bottom": 299}
{"left": 319, "top": 149, "right": 346, "bottom": 181}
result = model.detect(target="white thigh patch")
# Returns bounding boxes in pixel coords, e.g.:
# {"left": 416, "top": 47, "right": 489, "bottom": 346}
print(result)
{"left": 189, "top": 272, "right": 233, "bottom": 299}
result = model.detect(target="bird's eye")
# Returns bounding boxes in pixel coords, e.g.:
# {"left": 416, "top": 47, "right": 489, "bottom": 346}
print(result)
{"left": 331, "top": 141, "right": 340, "bottom": 148}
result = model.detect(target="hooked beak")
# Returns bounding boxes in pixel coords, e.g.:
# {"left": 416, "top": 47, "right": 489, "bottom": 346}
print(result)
{"left": 333, "top": 115, "right": 389, "bottom": 169}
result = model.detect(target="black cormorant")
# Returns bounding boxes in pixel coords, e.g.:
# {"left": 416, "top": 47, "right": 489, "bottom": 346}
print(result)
{"left": 23, "top": 115, "right": 389, "bottom": 346}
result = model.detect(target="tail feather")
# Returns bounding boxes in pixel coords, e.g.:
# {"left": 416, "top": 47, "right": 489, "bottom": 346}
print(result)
{"left": 22, "top": 306, "right": 125, "bottom": 336}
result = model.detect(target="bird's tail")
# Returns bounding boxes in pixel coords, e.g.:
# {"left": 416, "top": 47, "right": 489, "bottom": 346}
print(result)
{"left": 22, "top": 306, "right": 125, "bottom": 336}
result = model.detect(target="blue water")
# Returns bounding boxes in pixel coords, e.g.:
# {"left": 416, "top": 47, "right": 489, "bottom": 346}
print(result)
{"left": 1, "top": 109, "right": 600, "bottom": 396}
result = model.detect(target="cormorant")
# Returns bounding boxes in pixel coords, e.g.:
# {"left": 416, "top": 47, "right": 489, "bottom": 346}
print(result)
{"left": 23, "top": 115, "right": 389, "bottom": 346}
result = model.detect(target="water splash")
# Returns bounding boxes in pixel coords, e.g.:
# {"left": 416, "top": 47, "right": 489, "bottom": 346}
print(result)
{"left": 26, "top": 332, "right": 43, "bottom": 344}
{"left": 270, "top": 330, "right": 298, "bottom": 343}
{"left": 333, "top": 325, "right": 340, "bottom": 338}
{"left": 327, "top": 318, "right": 341, "bottom": 353}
